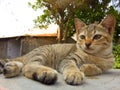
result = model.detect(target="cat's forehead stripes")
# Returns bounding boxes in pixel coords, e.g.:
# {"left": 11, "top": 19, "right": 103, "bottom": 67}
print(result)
{"left": 83, "top": 24, "right": 97, "bottom": 35}
{"left": 87, "top": 24, "right": 96, "bottom": 31}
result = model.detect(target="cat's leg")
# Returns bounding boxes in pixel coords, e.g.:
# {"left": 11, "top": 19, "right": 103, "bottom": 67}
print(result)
{"left": 80, "top": 64, "right": 102, "bottom": 76}
{"left": 22, "top": 62, "right": 58, "bottom": 85}
{"left": 59, "top": 60, "right": 85, "bottom": 85}
{"left": 3, "top": 61, "right": 24, "bottom": 78}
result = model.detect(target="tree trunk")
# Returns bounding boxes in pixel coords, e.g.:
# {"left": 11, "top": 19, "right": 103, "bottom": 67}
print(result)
{"left": 57, "top": 25, "right": 64, "bottom": 43}
{"left": 62, "top": 23, "right": 69, "bottom": 42}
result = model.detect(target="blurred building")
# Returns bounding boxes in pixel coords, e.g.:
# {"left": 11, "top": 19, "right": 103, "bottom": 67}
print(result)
{"left": 0, "top": 27, "right": 58, "bottom": 59}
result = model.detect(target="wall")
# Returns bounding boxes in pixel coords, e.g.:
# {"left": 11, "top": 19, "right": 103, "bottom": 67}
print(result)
{"left": 21, "top": 36, "right": 58, "bottom": 55}
{"left": 0, "top": 39, "right": 7, "bottom": 58}
{"left": 7, "top": 38, "right": 21, "bottom": 58}
{"left": 0, "top": 38, "right": 21, "bottom": 59}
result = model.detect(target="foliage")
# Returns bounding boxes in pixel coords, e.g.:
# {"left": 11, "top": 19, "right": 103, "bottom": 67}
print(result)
{"left": 113, "top": 44, "right": 120, "bottom": 69}
{"left": 28, "top": 0, "right": 120, "bottom": 43}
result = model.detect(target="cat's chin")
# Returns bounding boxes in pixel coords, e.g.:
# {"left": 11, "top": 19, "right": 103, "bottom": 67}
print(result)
{"left": 85, "top": 48, "right": 94, "bottom": 51}
{"left": 83, "top": 48, "right": 96, "bottom": 54}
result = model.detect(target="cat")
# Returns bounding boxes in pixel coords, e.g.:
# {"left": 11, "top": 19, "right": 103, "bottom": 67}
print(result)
{"left": 0, "top": 14, "right": 115, "bottom": 85}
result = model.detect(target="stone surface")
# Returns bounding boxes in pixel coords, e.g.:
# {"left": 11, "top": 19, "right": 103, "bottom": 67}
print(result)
{"left": 0, "top": 69, "right": 120, "bottom": 90}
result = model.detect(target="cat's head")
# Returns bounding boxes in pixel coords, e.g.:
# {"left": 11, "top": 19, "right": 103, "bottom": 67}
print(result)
{"left": 74, "top": 14, "right": 116, "bottom": 54}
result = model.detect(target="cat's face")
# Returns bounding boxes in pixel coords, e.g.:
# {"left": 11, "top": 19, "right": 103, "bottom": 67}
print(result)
{"left": 77, "top": 24, "right": 112, "bottom": 54}
{"left": 74, "top": 14, "right": 115, "bottom": 54}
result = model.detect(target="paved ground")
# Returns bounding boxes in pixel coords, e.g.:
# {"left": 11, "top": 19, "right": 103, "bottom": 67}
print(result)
{"left": 0, "top": 69, "right": 120, "bottom": 90}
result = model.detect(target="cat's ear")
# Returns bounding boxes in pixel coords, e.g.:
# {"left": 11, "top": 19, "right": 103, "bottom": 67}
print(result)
{"left": 100, "top": 14, "right": 116, "bottom": 35}
{"left": 74, "top": 18, "right": 86, "bottom": 35}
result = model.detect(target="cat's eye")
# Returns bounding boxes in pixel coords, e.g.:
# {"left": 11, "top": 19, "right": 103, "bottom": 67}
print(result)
{"left": 80, "top": 35, "right": 85, "bottom": 39}
{"left": 93, "top": 34, "right": 102, "bottom": 40}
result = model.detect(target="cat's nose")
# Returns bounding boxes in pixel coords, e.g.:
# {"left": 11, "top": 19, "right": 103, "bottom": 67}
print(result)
{"left": 85, "top": 43, "right": 91, "bottom": 48}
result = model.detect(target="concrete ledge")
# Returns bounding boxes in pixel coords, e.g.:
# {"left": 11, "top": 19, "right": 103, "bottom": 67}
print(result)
{"left": 0, "top": 69, "right": 120, "bottom": 90}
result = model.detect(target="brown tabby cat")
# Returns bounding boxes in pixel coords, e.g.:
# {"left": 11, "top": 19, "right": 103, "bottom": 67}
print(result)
{"left": 0, "top": 14, "right": 115, "bottom": 85}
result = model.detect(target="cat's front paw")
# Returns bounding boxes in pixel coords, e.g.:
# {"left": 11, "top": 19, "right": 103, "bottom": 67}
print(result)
{"left": 63, "top": 70, "right": 85, "bottom": 85}
{"left": 32, "top": 69, "right": 58, "bottom": 85}
{"left": 0, "top": 62, "right": 4, "bottom": 74}
{"left": 80, "top": 64, "right": 102, "bottom": 76}
{"left": 0, "top": 59, "right": 8, "bottom": 74}
{"left": 3, "top": 61, "right": 23, "bottom": 78}
{"left": 0, "top": 65, "right": 3, "bottom": 74}
{"left": 23, "top": 65, "right": 58, "bottom": 85}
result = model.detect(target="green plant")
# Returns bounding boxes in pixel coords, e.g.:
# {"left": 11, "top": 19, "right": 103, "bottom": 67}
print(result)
{"left": 113, "top": 44, "right": 120, "bottom": 69}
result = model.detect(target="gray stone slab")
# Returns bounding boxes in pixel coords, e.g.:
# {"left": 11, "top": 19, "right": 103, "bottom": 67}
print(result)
{"left": 0, "top": 69, "right": 120, "bottom": 90}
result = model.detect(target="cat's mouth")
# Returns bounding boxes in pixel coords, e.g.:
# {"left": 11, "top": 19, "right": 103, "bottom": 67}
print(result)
{"left": 84, "top": 47, "right": 95, "bottom": 54}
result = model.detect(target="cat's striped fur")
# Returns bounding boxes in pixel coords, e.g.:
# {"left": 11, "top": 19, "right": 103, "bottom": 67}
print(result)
{"left": 0, "top": 14, "right": 115, "bottom": 85}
